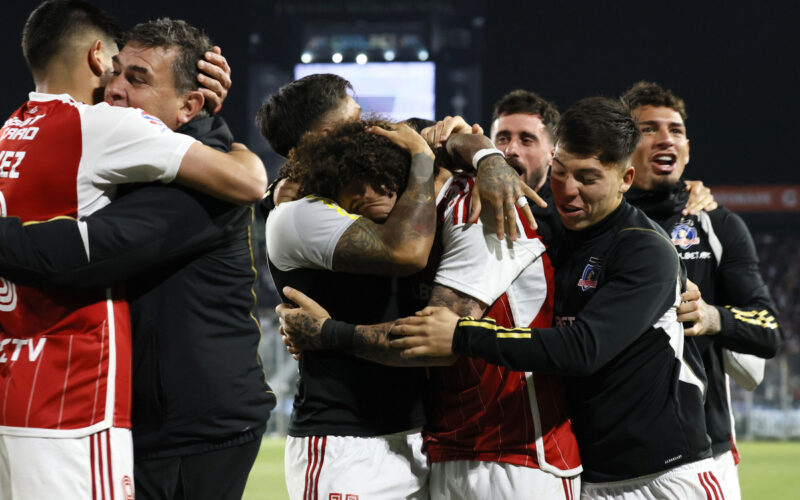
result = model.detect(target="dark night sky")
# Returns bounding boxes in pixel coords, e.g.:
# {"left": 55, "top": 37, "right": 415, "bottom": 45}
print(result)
{"left": 2, "top": 1, "right": 797, "bottom": 185}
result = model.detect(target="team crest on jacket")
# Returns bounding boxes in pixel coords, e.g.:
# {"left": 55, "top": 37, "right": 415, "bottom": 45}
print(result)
{"left": 671, "top": 221, "right": 700, "bottom": 249}
{"left": 578, "top": 257, "right": 603, "bottom": 291}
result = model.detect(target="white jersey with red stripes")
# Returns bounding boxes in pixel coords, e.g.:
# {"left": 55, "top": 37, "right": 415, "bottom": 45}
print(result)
{"left": 0, "top": 92, "right": 195, "bottom": 438}
{"left": 425, "top": 174, "right": 581, "bottom": 477}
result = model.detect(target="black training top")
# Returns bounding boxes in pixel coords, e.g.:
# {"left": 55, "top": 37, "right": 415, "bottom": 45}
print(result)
{"left": 269, "top": 263, "right": 428, "bottom": 437}
{"left": 453, "top": 199, "right": 712, "bottom": 482}
{"left": 0, "top": 115, "right": 276, "bottom": 458}
{"left": 628, "top": 182, "right": 782, "bottom": 455}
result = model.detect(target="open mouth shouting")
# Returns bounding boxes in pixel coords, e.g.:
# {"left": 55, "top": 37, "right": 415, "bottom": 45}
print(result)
{"left": 651, "top": 152, "right": 677, "bottom": 174}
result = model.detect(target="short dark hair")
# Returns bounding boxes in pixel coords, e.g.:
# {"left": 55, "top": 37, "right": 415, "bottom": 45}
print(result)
{"left": 124, "top": 18, "right": 214, "bottom": 114}
{"left": 492, "top": 89, "right": 560, "bottom": 142}
{"left": 282, "top": 118, "right": 409, "bottom": 202}
{"left": 403, "top": 117, "right": 435, "bottom": 132}
{"left": 620, "top": 81, "right": 688, "bottom": 121}
{"left": 556, "top": 97, "right": 641, "bottom": 167}
{"left": 254, "top": 74, "right": 353, "bottom": 157}
{"left": 22, "top": 0, "right": 120, "bottom": 73}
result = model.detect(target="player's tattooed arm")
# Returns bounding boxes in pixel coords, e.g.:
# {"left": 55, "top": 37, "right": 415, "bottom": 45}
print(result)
{"left": 443, "top": 133, "right": 545, "bottom": 241}
{"left": 350, "top": 285, "right": 484, "bottom": 365}
{"left": 332, "top": 124, "right": 436, "bottom": 276}
{"left": 276, "top": 285, "right": 466, "bottom": 366}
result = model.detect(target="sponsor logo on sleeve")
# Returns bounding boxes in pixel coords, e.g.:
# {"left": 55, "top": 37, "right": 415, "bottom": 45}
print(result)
{"left": 138, "top": 110, "right": 169, "bottom": 133}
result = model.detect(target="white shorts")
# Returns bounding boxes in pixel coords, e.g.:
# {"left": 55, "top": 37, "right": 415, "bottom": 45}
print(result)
{"left": 285, "top": 429, "right": 429, "bottom": 500}
{"left": 713, "top": 450, "right": 740, "bottom": 500}
{"left": 0, "top": 428, "right": 134, "bottom": 500}
{"left": 430, "top": 460, "right": 580, "bottom": 500}
{"left": 581, "top": 458, "right": 723, "bottom": 500}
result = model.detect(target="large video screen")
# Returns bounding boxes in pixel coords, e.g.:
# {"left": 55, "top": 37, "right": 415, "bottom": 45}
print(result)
{"left": 294, "top": 62, "right": 435, "bottom": 122}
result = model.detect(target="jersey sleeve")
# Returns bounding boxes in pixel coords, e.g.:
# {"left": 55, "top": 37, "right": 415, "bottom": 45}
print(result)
{"left": 79, "top": 104, "right": 196, "bottom": 185}
{"left": 453, "top": 229, "right": 681, "bottom": 375}
{"left": 710, "top": 210, "right": 782, "bottom": 358}
{"left": 0, "top": 186, "right": 242, "bottom": 290}
{"left": 434, "top": 190, "right": 546, "bottom": 305}
{"left": 266, "top": 196, "right": 360, "bottom": 271}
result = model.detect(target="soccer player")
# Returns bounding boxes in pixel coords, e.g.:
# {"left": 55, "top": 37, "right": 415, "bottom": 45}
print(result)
{"left": 390, "top": 97, "right": 724, "bottom": 499}
{"left": 267, "top": 118, "right": 436, "bottom": 500}
{"left": 277, "top": 123, "right": 582, "bottom": 498}
{"left": 0, "top": 2, "right": 265, "bottom": 499}
{"left": 622, "top": 81, "right": 783, "bottom": 500}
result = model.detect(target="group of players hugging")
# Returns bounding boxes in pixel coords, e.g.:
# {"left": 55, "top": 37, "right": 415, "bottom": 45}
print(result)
{"left": 0, "top": 2, "right": 782, "bottom": 500}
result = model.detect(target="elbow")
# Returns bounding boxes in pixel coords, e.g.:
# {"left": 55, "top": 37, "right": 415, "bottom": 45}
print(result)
{"left": 389, "top": 245, "right": 431, "bottom": 276}
{"left": 247, "top": 169, "right": 269, "bottom": 203}
{"left": 232, "top": 170, "right": 268, "bottom": 204}
{"left": 764, "top": 332, "right": 783, "bottom": 359}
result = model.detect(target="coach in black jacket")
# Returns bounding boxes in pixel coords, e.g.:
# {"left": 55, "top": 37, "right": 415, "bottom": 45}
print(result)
{"left": 621, "top": 81, "right": 782, "bottom": 500}
{"left": 0, "top": 19, "right": 274, "bottom": 500}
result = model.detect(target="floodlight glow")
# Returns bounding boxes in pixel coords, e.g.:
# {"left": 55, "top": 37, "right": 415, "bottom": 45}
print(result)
{"left": 417, "top": 49, "right": 429, "bottom": 61}
{"left": 355, "top": 53, "right": 368, "bottom": 65}
{"left": 383, "top": 50, "right": 396, "bottom": 61}
{"left": 332, "top": 52, "right": 343, "bottom": 63}
{"left": 301, "top": 52, "right": 313, "bottom": 63}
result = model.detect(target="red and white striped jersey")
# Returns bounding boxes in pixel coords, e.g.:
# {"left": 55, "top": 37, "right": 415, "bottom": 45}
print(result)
{"left": 424, "top": 174, "right": 582, "bottom": 477}
{"left": 0, "top": 92, "right": 195, "bottom": 437}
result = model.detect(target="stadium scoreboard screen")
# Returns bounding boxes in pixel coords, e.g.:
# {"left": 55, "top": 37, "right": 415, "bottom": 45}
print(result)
{"left": 294, "top": 62, "right": 435, "bottom": 122}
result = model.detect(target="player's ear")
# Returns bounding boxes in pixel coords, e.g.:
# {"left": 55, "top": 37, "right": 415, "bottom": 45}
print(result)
{"left": 686, "top": 139, "right": 690, "bottom": 166}
{"left": 619, "top": 165, "right": 635, "bottom": 193}
{"left": 87, "top": 39, "right": 107, "bottom": 77}
{"left": 176, "top": 90, "right": 205, "bottom": 126}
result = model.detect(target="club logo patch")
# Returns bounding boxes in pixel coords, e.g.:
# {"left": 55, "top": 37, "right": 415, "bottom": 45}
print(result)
{"left": 671, "top": 222, "right": 700, "bottom": 249}
{"left": 578, "top": 257, "right": 603, "bottom": 291}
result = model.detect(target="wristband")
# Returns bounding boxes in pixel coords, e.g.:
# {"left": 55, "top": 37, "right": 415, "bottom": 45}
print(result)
{"left": 321, "top": 319, "right": 356, "bottom": 353}
{"left": 472, "top": 148, "right": 505, "bottom": 169}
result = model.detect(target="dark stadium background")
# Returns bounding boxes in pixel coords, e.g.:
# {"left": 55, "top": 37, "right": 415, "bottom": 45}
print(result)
{"left": 2, "top": 0, "right": 799, "bottom": 432}
{"left": 2, "top": 0, "right": 797, "bottom": 187}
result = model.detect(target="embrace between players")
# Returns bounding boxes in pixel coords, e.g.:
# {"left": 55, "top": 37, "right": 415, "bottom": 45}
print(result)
{"left": 0, "top": 1, "right": 782, "bottom": 500}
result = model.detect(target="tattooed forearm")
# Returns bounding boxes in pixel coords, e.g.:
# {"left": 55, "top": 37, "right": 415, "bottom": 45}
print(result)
{"left": 444, "top": 133, "right": 494, "bottom": 171}
{"left": 428, "top": 285, "right": 487, "bottom": 318}
{"left": 333, "top": 153, "right": 435, "bottom": 275}
{"left": 283, "top": 310, "right": 325, "bottom": 351}
{"left": 352, "top": 321, "right": 455, "bottom": 367}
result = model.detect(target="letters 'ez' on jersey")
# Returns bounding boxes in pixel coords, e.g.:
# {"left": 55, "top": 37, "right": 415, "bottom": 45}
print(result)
{"left": 0, "top": 93, "right": 194, "bottom": 437}
{"left": 424, "top": 174, "right": 581, "bottom": 477}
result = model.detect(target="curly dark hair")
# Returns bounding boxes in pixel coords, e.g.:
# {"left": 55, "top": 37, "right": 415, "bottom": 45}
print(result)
{"left": 282, "top": 118, "right": 410, "bottom": 202}
{"left": 620, "top": 81, "right": 688, "bottom": 121}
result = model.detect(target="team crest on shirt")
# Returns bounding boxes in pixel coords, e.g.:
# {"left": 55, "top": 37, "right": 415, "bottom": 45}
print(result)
{"left": 671, "top": 221, "right": 700, "bottom": 249}
{"left": 578, "top": 257, "right": 603, "bottom": 291}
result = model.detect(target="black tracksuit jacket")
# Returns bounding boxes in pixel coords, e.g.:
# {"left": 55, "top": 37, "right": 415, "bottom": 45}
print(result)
{"left": 453, "top": 199, "right": 712, "bottom": 482}
{"left": 0, "top": 115, "right": 275, "bottom": 457}
{"left": 627, "top": 182, "right": 783, "bottom": 456}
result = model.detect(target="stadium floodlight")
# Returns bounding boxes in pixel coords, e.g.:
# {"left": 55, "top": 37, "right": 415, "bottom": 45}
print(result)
{"left": 300, "top": 52, "right": 313, "bottom": 64}
{"left": 417, "top": 49, "right": 429, "bottom": 61}
{"left": 332, "top": 52, "right": 343, "bottom": 64}
{"left": 383, "top": 50, "right": 396, "bottom": 62}
{"left": 355, "top": 53, "right": 368, "bottom": 65}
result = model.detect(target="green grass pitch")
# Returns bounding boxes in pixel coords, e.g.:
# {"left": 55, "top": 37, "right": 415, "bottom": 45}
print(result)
{"left": 242, "top": 437, "right": 800, "bottom": 499}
